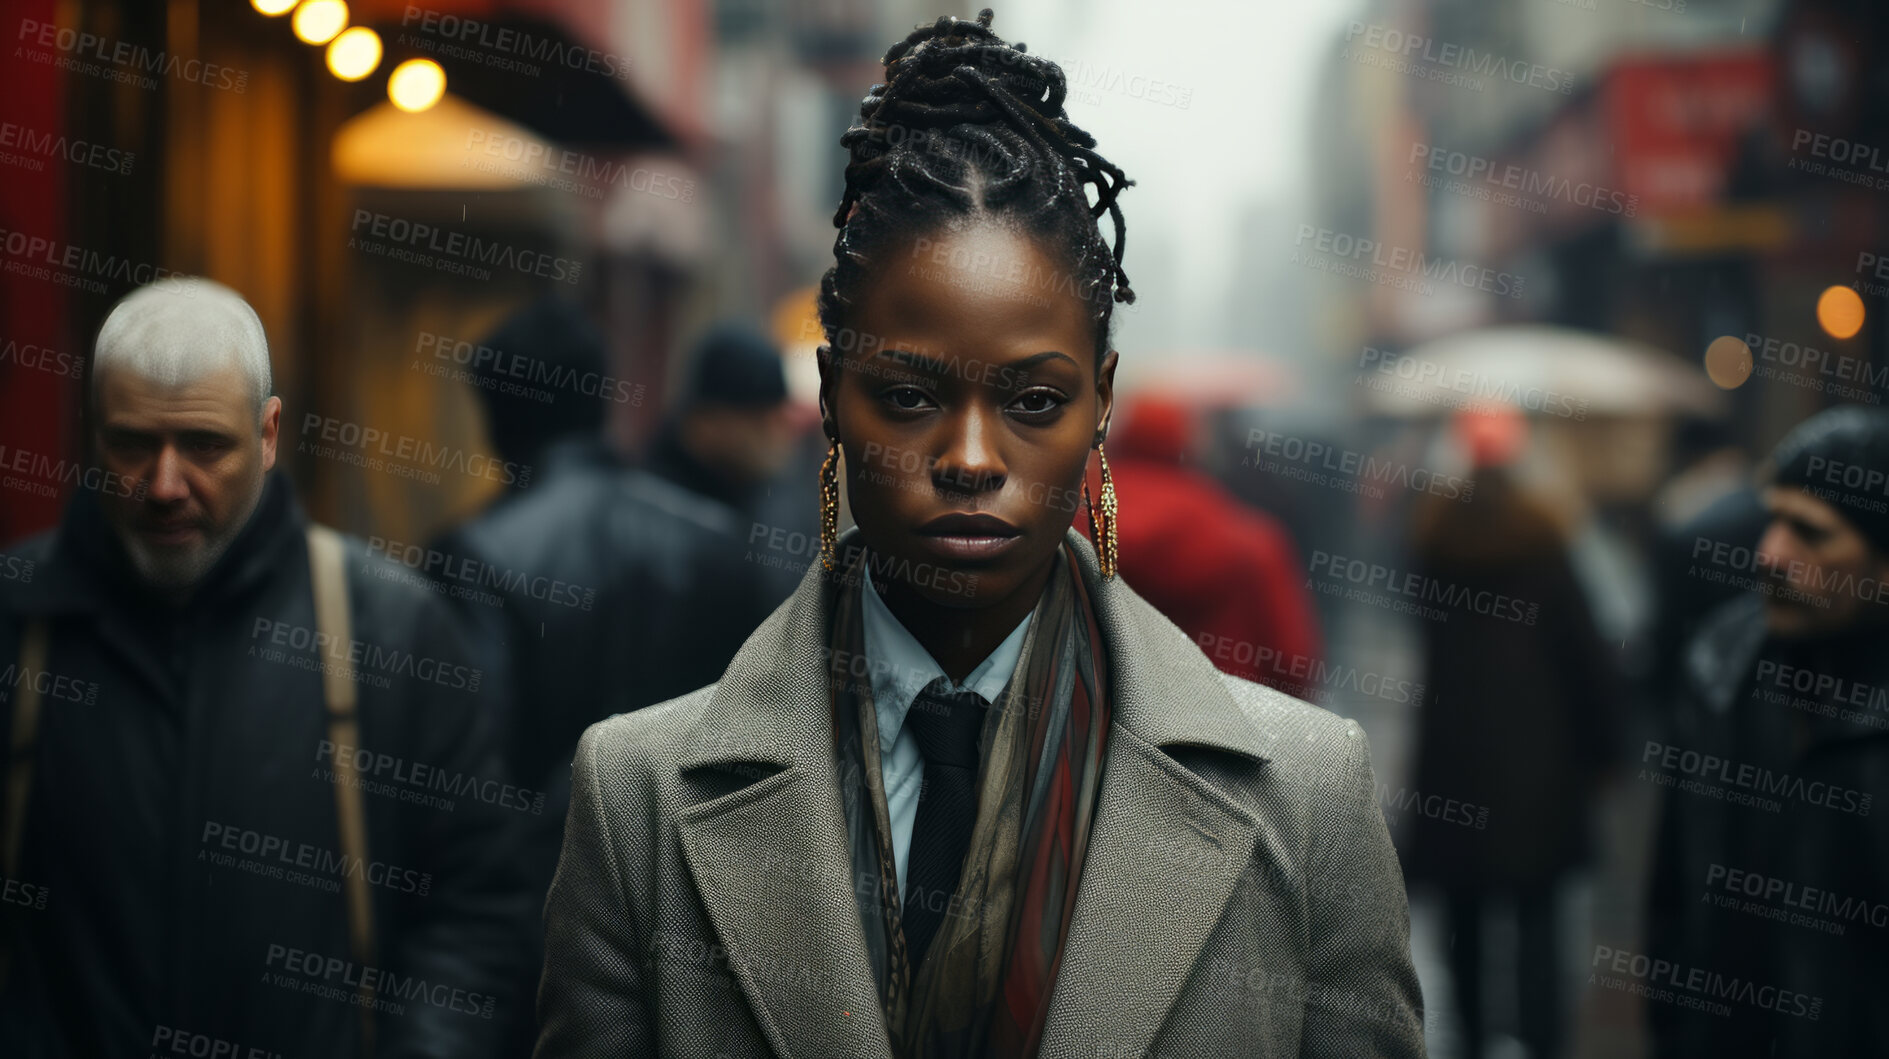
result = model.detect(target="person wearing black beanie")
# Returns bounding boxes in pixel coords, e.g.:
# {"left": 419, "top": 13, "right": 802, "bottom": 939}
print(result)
{"left": 644, "top": 322, "right": 795, "bottom": 516}
{"left": 1756, "top": 404, "right": 1889, "bottom": 639}
{"left": 1647, "top": 404, "right": 1889, "bottom": 1059}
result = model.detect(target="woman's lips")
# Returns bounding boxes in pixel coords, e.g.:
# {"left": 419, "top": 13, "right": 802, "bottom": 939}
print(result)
{"left": 918, "top": 533, "right": 1023, "bottom": 562}
{"left": 915, "top": 513, "right": 1023, "bottom": 563}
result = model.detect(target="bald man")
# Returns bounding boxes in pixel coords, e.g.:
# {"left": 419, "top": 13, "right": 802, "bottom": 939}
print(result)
{"left": 0, "top": 278, "right": 533, "bottom": 1057}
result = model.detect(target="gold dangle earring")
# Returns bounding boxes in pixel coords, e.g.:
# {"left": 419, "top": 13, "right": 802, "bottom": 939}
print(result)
{"left": 819, "top": 441, "right": 841, "bottom": 571}
{"left": 1085, "top": 442, "right": 1119, "bottom": 580}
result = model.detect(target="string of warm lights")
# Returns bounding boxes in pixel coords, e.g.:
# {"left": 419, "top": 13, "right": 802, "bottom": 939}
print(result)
{"left": 251, "top": 0, "right": 444, "bottom": 112}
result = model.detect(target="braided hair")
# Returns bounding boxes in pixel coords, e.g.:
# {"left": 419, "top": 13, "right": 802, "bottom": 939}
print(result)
{"left": 817, "top": 8, "right": 1135, "bottom": 371}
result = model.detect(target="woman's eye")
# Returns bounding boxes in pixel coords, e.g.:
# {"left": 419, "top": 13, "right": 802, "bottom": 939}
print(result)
{"left": 1010, "top": 389, "right": 1067, "bottom": 417}
{"left": 881, "top": 386, "right": 934, "bottom": 412}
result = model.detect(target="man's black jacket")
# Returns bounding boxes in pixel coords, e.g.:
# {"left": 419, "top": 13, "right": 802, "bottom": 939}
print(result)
{"left": 1647, "top": 593, "right": 1889, "bottom": 1058}
{"left": 429, "top": 438, "right": 771, "bottom": 797}
{"left": 0, "top": 473, "right": 534, "bottom": 1058}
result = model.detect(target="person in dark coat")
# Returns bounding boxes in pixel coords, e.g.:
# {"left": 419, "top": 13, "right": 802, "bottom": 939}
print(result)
{"left": 1647, "top": 405, "right": 1889, "bottom": 1058}
{"left": 424, "top": 297, "right": 776, "bottom": 1056}
{"left": 644, "top": 322, "right": 797, "bottom": 519}
{"left": 641, "top": 321, "right": 822, "bottom": 606}
{"left": 428, "top": 298, "right": 775, "bottom": 793}
{"left": 1104, "top": 394, "right": 1323, "bottom": 695}
{"left": 1404, "top": 410, "right": 1621, "bottom": 1059}
{"left": 1645, "top": 415, "right": 1768, "bottom": 708}
{"left": 0, "top": 278, "right": 532, "bottom": 1057}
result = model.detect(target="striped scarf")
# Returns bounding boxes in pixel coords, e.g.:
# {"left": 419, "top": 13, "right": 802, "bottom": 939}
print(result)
{"left": 826, "top": 542, "right": 1111, "bottom": 1059}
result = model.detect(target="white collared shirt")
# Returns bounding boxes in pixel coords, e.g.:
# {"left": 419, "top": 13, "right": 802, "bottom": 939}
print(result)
{"left": 859, "top": 564, "right": 1032, "bottom": 895}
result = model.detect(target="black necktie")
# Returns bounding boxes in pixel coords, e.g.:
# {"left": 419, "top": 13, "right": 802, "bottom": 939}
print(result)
{"left": 902, "top": 676, "right": 988, "bottom": 970}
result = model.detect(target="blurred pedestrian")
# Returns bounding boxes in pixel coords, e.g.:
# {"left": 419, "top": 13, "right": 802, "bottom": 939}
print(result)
{"left": 1104, "top": 394, "right": 1323, "bottom": 694}
{"left": 426, "top": 296, "right": 774, "bottom": 1055}
{"left": 1645, "top": 414, "right": 1767, "bottom": 707}
{"left": 431, "top": 297, "right": 770, "bottom": 788}
{"left": 1404, "top": 408, "right": 1621, "bottom": 1059}
{"left": 1647, "top": 405, "right": 1889, "bottom": 1058}
{"left": 643, "top": 320, "right": 814, "bottom": 604}
{"left": 0, "top": 278, "right": 531, "bottom": 1057}
{"left": 645, "top": 321, "right": 797, "bottom": 519}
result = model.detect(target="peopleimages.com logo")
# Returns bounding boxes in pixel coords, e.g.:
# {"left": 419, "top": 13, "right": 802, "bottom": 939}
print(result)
{"left": 14, "top": 18, "right": 249, "bottom": 93}
{"left": 1292, "top": 225, "right": 1525, "bottom": 300}
{"left": 1640, "top": 740, "right": 1872, "bottom": 816}
{"left": 315, "top": 739, "right": 546, "bottom": 816}
{"left": 1342, "top": 22, "right": 1576, "bottom": 95}
{"left": 1406, "top": 144, "right": 1637, "bottom": 216}
{"left": 1308, "top": 549, "right": 1537, "bottom": 625}
{"left": 149, "top": 1025, "right": 284, "bottom": 1059}
{"left": 1590, "top": 944, "right": 1821, "bottom": 1022}
{"left": 0, "top": 120, "right": 135, "bottom": 176}
{"left": 264, "top": 943, "right": 496, "bottom": 1019}
{"left": 2, "top": 875, "right": 48, "bottom": 911}
{"left": 348, "top": 210, "right": 582, "bottom": 285}
{"left": 399, "top": 5, "right": 633, "bottom": 82}
{"left": 200, "top": 820, "right": 432, "bottom": 896}
{"left": 1704, "top": 861, "right": 1889, "bottom": 934}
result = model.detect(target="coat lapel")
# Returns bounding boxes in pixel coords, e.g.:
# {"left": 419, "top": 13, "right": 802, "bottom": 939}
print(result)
{"left": 671, "top": 532, "right": 1273, "bottom": 1059}
{"left": 1036, "top": 531, "right": 1274, "bottom": 1058}
{"left": 673, "top": 551, "right": 895, "bottom": 1059}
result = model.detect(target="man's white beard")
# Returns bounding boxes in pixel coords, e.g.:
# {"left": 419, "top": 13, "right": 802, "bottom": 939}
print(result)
{"left": 119, "top": 479, "right": 264, "bottom": 594}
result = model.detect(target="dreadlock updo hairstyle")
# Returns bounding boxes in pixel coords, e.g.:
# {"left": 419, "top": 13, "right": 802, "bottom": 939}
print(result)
{"left": 817, "top": 8, "right": 1135, "bottom": 372}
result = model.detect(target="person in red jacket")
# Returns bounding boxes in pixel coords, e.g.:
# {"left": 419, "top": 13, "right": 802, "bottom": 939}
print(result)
{"left": 1100, "top": 394, "right": 1323, "bottom": 695}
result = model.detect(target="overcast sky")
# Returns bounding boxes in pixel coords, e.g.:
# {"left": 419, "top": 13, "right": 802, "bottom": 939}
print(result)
{"left": 1001, "top": 0, "right": 1364, "bottom": 357}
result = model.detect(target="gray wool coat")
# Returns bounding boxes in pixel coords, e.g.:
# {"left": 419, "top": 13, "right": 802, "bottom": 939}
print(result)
{"left": 533, "top": 530, "right": 1426, "bottom": 1058}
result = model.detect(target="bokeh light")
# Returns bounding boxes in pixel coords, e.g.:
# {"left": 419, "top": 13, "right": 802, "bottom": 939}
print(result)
{"left": 1703, "top": 335, "right": 1754, "bottom": 390}
{"left": 325, "top": 26, "right": 381, "bottom": 82}
{"left": 291, "top": 0, "right": 349, "bottom": 46}
{"left": 387, "top": 59, "right": 446, "bottom": 113}
{"left": 1817, "top": 284, "right": 1866, "bottom": 340}
{"left": 251, "top": 0, "right": 297, "bottom": 15}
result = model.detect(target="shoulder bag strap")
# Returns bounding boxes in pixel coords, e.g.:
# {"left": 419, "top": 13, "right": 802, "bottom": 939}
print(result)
{"left": 0, "top": 617, "right": 49, "bottom": 991}
{"left": 3, "top": 618, "right": 49, "bottom": 884}
{"left": 308, "top": 523, "right": 378, "bottom": 1053}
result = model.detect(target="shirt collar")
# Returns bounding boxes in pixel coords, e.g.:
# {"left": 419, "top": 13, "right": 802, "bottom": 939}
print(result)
{"left": 859, "top": 563, "right": 1032, "bottom": 756}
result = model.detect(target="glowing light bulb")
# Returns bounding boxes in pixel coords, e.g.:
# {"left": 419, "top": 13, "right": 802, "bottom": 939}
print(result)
{"left": 388, "top": 59, "right": 446, "bottom": 113}
{"left": 1703, "top": 335, "right": 1753, "bottom": 390}
{"left": 326, "top": 26, "right": 381, "bottom": 81}
{"left": 292, "top": 0, "right": 348, "bottom": 46}
{"left": 1817, "top": 285, "right": 1866, "bottom": 340}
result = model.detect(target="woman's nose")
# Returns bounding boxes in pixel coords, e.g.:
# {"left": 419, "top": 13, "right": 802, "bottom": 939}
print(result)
{"left": 932, "top": 405, "right": 1005, "bottom": 496}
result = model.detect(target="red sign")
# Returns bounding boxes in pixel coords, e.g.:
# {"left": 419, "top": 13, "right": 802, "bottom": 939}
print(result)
{"left": 1605, "top": 50, "right": 1774, "bottom": 213}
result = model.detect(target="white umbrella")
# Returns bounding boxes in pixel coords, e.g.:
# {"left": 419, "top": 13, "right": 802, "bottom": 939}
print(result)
{"left": 1357, "top": 325, "right": 1726, "bottom": 418}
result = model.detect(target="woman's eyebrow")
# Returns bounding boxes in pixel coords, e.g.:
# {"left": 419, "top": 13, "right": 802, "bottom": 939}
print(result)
{"left": 875, "top": 347, "right": 944, "bottom": 373}
{"left": 1012, "top": 350, "right": 1079, "bottom": 370}
{"left": 870, "top": 348, "right": 1078, "bottom": 374}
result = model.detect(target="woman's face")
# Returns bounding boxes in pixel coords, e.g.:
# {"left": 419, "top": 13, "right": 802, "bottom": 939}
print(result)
{"left": 820, "top": 220, "right": 1117, "bottom": 611}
